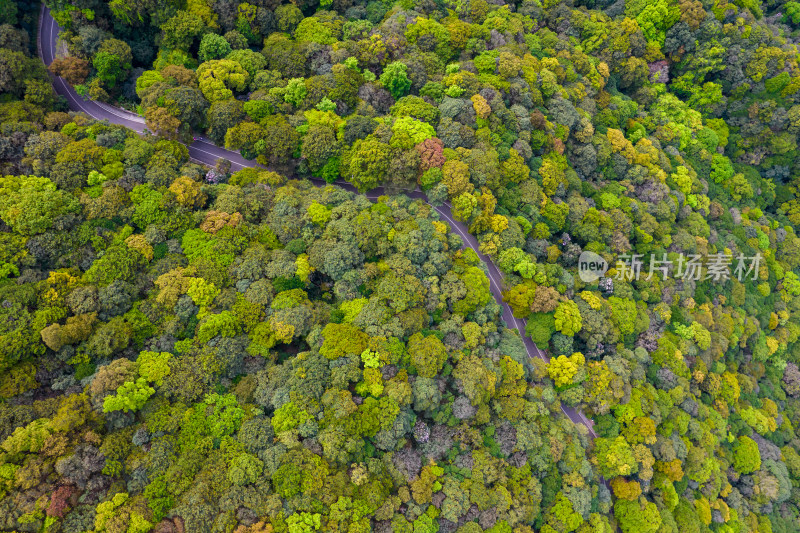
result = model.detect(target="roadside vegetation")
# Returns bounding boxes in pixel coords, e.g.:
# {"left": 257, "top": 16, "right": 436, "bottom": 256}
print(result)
{"left": 0, "top": 0, "right": 799, "bottom": 531}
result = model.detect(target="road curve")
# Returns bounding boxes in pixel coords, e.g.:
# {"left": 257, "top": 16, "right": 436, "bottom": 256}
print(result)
{"left": 38, "top": 5, "right": 597, "bottom": 439}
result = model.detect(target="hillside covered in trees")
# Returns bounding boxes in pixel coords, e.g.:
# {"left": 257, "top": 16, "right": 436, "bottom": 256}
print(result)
{"left": 1, "top": 0, "right": 800, "bottom": 531}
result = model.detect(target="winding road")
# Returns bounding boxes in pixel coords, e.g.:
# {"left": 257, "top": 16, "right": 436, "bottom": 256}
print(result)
{"left": 38, "top": 5, "right": 596, "bottom": 439}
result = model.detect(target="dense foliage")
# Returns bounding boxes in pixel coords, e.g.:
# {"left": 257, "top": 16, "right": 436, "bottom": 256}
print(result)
{"left": 1, "top": 104, "right": 592, "bottom": 533}
{"left": 1, "top": 0, "right": 800, "bottom": 530}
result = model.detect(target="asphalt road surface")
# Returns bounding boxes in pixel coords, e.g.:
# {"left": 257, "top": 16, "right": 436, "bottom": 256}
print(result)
{"left": 38, "top": 5, "right": 597, "bottom": 440}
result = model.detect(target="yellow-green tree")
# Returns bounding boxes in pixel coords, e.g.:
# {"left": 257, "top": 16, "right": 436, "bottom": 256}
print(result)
{"left": 547, "top": 352, "right": 585, "bottom": 387}
{"left": 554, "top": 300, "right": 582, "bottom": 336}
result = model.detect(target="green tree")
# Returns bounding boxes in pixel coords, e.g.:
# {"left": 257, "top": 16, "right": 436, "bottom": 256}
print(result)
{"left": 228, "top": 453, "right": 264, "bottom": 485}
{"left": 225, "top": 121, "right": 266, "bottom": 160}
{"left": 243, "top": 99, "right": 273, "bottom": 122}
{"left": 453, "top": 266, "right": 491, "bottom": 315}
{"left": 390, "top": 116, "right": 436, "bottom": 148}
{"left": 137, "top": 351, "right": 172, "bottom": 385}
{"left": 197, "top": 59, "right": 248, "bottom": 102}
{"left": 527, "top": 313, "right": 556, "bottom": 346}
{"left": 24, "top": 79, "right": 56, "bottom": 108}
{"left": 84, "top": 242, "right": 147, "bottom": 285}
{"left": 614, "top": 498, "right": 661, "bottom": 533}
{"left": 1, "top": 418, "right": 52, "bottom": 455}
{"left": 102, "top": 378, "right": 155, "bottom": 413}
{"left": 161, "top": 10, "right": 205, "bottom": 50}
{"left": 544, "top": 492, "right": 584, "bottom": 532}
{"left": 634, "top": 0, "right": 674, "bottom": 44}
{"left": 93, "top": 39, "right": 132, "bottom": 88}
{"left": 198, "top": 33, "right": 232, "bottom": 61}
{"left": 0, "top": 0, "right": 17, "bottom": 25}
{"left": 294, "top": 16, "right": 337, "bottom": 44}
{"left": 283, "top": 77, "right": 307, "bottom": 107}
{"left": 227, "top": 49, "right": 267, "bottom": 79}
{"left": 0, "top": 175, "right": 79, "bottom": 235}
{"left": 379, "top": 62, "right": 412, "bottom": 99}
{"left": 594, "top": 436, "right": 638, "bottom": 478}
{"left": 287, "top": 512, "right": 322, "bottom": 533}
{"left": 145, "top": 107, "right": 181, "bottom": 140}
{"left": 407, "top": 332, "right": 448, "bottom": 378}
{"left": 207, "top": 99, "right": 246, "bottom": 144}
{"left": 302, "top": 124, "right": 341, "bottom": 174}
{"left": 547, "top": 352, "right": 584, "bottom": 388}
{"left": 40, "top": 313, "right": 97, "bottom": 352}
{"left": 608, "top": 296, "right": 636, "bottom": 336}
{"left": 453, "top": 354, "right": 497, "bottom": 405}
{"left": 260, "top": 115, "right": 300, "bottom": 166}
{"left": 0, "top": 49, "right": 38, "bottom": 97}
{"left": 319, "top": 323, "right": 369, "bottom": 360}
{"left": 554, "top": 300, "right": 582, "bottom": 337}
{"left": 732, "top": 435, "right": 762, "bottom": 474}
{"left": 307, "top": 201, "right": 332, "bottom": 226}
{"left": 342, "top": 137, "right": 391, "bottom": 192}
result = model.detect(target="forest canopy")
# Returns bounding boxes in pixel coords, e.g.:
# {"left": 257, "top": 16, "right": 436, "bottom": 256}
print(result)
{"left": 0, "top": 0, "right": 800, "bottom": 530}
